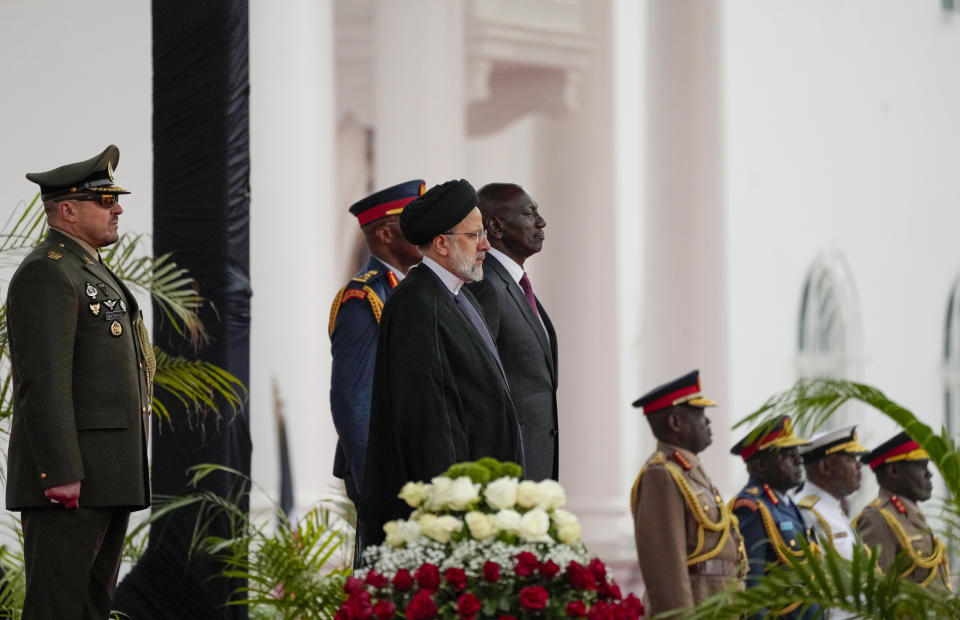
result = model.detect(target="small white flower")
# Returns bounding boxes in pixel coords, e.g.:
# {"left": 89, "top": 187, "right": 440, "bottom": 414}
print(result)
{"left": 398, "top": 481, "right": 430, "bottom": 508}
{"left": 493, "top": 509, "right": 522, "bottom": 534}
{"left": 518, "top": 508, "right": 551, "bottom": 542}
{"left": 516, "top": 480, "right": 547, "bottom": 509}
{"left": 484, "top": 476, "right": 519, "bottom": 510}
{"left": 538, "top": 479, "right": 567, "bottom": 510}
{"left": 447, "top": 477, "right": 481, "bottom": 511}
{"left": 464, "top": 511, "right": 496, "bottom": 540}
{"left": 557, "top": 521, "right": 582, "bottom": 544}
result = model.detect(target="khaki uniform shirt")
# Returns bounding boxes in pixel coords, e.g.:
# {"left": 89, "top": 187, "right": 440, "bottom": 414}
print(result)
{"left": 854, "top": 489, "right": 950, "bottom": 590}
{"left": 630, "top": 441, "right": 745, "bottom": 616}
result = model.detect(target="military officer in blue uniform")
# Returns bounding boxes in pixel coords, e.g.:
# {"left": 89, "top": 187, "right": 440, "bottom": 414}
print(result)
{"left": 328, "top": 180, "right": 425, "bottom": 507}
{"left": 731, "top": 416, "right": 822, "bottom": 619}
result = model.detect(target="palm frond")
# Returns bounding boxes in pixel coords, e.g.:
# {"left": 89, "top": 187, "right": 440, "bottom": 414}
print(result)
{"left": 102, "top": 234, "right": 207, "bottom": 347}
{"left": 0, "top": 195, "right": 46, "bottom": 257}
{"left": 683, "top": 540, "right": 958, "bottom": 619}
{"left": 151, "top": 348, "right": 247, "bottom": 422}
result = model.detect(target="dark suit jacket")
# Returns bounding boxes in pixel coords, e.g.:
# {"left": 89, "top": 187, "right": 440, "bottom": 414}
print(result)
{"left": 5, "top": 229, "right": 151, "bottom": 510}
{"left": 467, "top": 255, "right": 558, "bottom": 480}
{"left": 359, "top": 263, "right": 523, "bottom": 546}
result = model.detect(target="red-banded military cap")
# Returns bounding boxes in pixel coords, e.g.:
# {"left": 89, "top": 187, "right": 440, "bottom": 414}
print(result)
{"left": 349, "top": 179, "right": 426, "bottom": 227}
{"left": 799, "top": 425, "right": 869, "bottom": 463}
{"left": 860, "top": 431, "right": 930, "bottom": 471}
{"left": 26, "top": 145, "right": 130, "bottom": 201}
{"left": 631, "top": 369, "right": 716, "bottom": 415}
{"left": 730, "top": 415, "right": 810, "bottom": 461}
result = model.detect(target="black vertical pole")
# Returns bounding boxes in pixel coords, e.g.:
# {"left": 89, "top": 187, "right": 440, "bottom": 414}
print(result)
{"left": 113, "top": 2, "right": 251, "bottom": 618}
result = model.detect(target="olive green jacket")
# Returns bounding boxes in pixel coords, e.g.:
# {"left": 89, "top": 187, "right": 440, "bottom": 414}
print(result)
{"left": 5, "top": 229, "right": 151, "bottom": 510}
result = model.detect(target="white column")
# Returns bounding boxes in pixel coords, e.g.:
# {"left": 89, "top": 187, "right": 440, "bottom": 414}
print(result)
{"left": 643, "top": 1, "right": 732, "bottom": 492}
{"left": 373, "top": 0, "right": 465, "bottom": 187}
{"left": 249, "top": 1, "right": 338, "bottom": 509}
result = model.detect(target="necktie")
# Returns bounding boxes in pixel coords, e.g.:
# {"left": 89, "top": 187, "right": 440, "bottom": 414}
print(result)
{"left": 453, "top": 292, "right": 507, "bottom": 381}
{"left": 518, "top": 272, "right": 540, "bottom": 318}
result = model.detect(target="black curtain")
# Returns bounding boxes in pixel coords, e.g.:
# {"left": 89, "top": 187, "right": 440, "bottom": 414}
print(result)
{"left": 114, "top": 1, "right": 252, "bottom": 618}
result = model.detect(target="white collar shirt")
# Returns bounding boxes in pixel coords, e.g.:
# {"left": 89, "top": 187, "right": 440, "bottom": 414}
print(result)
{"left": 420, "top": 255, "right": 463, "bottom": 295}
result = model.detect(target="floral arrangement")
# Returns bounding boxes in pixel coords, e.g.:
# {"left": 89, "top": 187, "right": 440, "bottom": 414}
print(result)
{"left": 337, "top": 458, "right": 644, "bottom": 619}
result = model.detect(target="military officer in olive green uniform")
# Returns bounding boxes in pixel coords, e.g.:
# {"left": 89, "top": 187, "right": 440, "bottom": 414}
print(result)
{"left": 630, "top": 370, "right": 746, "bottom": 616}
{"left": 854, "top": 432, "right": 950, "bottom": 590}
{"left": 7, "top": 145, "right": 153, "bottom": 618}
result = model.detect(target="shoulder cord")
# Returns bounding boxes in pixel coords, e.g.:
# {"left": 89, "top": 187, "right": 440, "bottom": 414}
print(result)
{"left": 328, "top": 287, "right": 346, "bottom": 337}
{"left": 757, "top": 501, "right": 809, "bottom": 564}
{"left": 661, "top": 462, "right": 739, "bottom": 565}
{"left": 364, "top": 286, "right": 384, "bottom": 323}
{"left": 878, "top": 508, "right": 949, "bottom": 587}
{"left": 806, "top": 506, "right": 838, "bottom": 555}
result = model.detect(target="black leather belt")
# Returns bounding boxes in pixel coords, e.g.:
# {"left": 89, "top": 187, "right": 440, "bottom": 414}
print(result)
{"left": 688, "top": 559, "right": 737, "bottom": 576}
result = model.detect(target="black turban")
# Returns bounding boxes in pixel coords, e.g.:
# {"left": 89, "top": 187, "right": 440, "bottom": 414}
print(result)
{"left": 400, "top": 179, "right": 478, "bottom": 245}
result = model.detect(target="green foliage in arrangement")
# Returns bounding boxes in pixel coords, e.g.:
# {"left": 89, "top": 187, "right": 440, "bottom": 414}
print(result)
{"left": 681, "top": 378, "right": 960, "bottom": 620}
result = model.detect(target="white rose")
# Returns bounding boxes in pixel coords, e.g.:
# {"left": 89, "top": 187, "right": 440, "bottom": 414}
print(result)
{"left": 447, "top": 477, "right": 481, "bottom": 511}
{"left": 426, "top": 476, "right": 454, "bottom": 511}
{"left": 538, "top": 479, "right": 567, "bottom": 510}
{"left": 398, "top": 481, "right": 430, "bottom": 508}
{"left": 516, "top": 480, "right": 547, "bottom": 509}
{"left": 484, "top": 477, "right": 519, "bottom": 510}
{"left": 396, "top": 519, "right": 422, "bottom": 544}
{"left": 420, "top": 514, "right": 463, "bottom": 543}
{"left": 551, "top": 508, "right": 578, "bottom": 528}
{"left": 493, "top": 509, "right": 522, "bottom": 534}
{"left": 383, "top": 519, "right": 406, "bottom": 547}
{"left": 465, "top": 511, "right": 496, "bottom": 540}
{"left": 518, "top": 508, "right": 551, "bottom": 542}
{"left": 557, "top": 521, "right": 582, "bottom": 544}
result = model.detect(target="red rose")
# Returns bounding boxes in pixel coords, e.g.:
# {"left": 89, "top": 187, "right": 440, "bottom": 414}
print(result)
{"left": 588, "top": 558, "right": 607, "bottom": 581}
{"left": 344, "top": 576, "right": 366, "bottom": 595}
{"left": 515, "top": 551, "right": 540, "bottom": 577}
{"left": 342, "top": 590, "right": 373, "bottom": 619}
{"left": 498, "top": 616, "right": 518, "bottom": 620}
{"left": 372, "top": 599, "right": 396, "bottom": 620}
{"left": 392, "top": 569, "right": 414, "bottom": 591}
{"left": 415, "top": 563, "right": 442, "bottom": 591}
{"left": 587, "top": 601, "right": 615, "bottom": 620}
{"left": 566, "top": 600, "right": 588, "bottom": 617}
{"left": 567, "top": 562, "right": 597, "bottom": 591}
{"left": 457, "top": 592, "right": 483, "bottom": 620}
{"left": 445, "top": 567, "right": 467, "bottom": 591}
{"left": 483, "top": 561, "right": 501, "bottom": 583}
{"left": 365, "top": 570, "right": 388, "bottom": 589}
{"left": 619, "top": 594, "right": 645, "bottom": 618}
{"left": 518, "top": 585, "right": 549, "bottom": 611}
{"left": 334, "top": 610, "right": 350, "bottom": 620}
{"left": 540, "top": 559, "right": 560, "bottom": 579}
{"left": 598, "top": 580, "right": 622, "bottom": 601}
{"left": 405, "top": 590, "right": 439, "bottom": 620}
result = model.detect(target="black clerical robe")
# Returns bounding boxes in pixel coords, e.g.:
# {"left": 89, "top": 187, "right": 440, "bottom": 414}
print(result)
{"left": 358, "top": 264, "right": 523, "bottom": 547}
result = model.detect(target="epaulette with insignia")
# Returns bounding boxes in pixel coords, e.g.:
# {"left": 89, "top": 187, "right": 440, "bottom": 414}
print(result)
{"left": 745, "top": 486, "right": 760, "bottom": 496}
{"left": 733, "top": 498, "right": 759, "bottom": 512}
{"left": 352, "top": 269, "right": 379, "bottom": 284}
{"left": 47, "top": 250, "right": 62, "bottom": 260}
{"left": 868, "top": 497, "right": 884, "bottom": 508}
{"left": 649, "top": 452, "right": 666, "bottom": 465}
{"left": 797, "top": 495, "right": 819, "bottom": 510}
{"left": 341, "top": 288, "right": 367, "bottom": 303}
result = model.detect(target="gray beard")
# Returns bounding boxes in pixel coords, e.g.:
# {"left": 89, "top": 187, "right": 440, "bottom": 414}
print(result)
{"left": 450, "top": 245, "right": 484, "bottom": 282}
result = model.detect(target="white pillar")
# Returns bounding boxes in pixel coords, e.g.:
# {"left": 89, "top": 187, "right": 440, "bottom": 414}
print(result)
{"left": 643, "top": 1, "right": 732, "bottom": 492}
{"left": 249, "top": 1, "right": 338, "bottom": 509}
{"left": 373, "top": 0, "right": 465, "bottom": 187}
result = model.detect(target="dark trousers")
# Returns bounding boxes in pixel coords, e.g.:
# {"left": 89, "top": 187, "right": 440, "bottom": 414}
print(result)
{"left": 21, "top": 507, "right": 130, "bottom": 620}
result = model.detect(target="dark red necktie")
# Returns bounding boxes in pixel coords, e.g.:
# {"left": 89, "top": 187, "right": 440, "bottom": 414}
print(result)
{"left": 519, "top": 272, "right": 540, "bottom": 318}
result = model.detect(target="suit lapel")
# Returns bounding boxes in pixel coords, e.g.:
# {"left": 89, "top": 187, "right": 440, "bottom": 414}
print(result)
{"left": 487, "top": 256, "right": 556, "bottom": 379}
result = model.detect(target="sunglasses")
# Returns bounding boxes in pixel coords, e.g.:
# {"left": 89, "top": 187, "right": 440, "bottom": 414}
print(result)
{"left": 74, "top": 194, "right": 120, "bottom": 208}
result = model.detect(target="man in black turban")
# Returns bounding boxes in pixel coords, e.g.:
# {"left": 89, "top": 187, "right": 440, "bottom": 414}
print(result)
{"left": 358, "top": 179, "right": 524, "bottom": 551}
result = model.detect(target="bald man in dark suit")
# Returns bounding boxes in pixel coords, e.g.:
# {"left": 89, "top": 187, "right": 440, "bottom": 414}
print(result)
{"left": 467, "top": 183, "right": 558, "bottom": 481}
